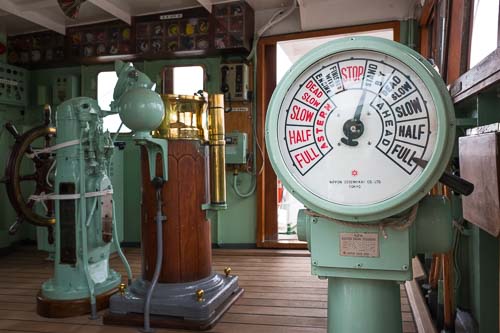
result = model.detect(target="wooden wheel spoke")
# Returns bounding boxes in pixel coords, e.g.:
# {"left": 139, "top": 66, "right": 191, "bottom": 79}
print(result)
{"left": 19, "top": 174, "right": 37, "bottom": 181}
{"left": 46, "top": 203, "right": 54, "bottom": 217}
{"left": 44, "top": 135, "right": 52, "bottom": 149}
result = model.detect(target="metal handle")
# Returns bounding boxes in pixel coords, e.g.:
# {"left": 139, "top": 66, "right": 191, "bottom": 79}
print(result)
{"left": 439, "top": 172, "right": 474, "bottom": 196}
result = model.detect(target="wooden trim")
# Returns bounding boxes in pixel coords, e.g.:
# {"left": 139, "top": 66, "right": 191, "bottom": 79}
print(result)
{"left": 446, "top": 0, "right": 471, "bottom": 84}
{"left": 406, "top": 258, "right": 438, "bottom": 333}
{"left": 213, "top": 248, "right": 310, "bottom": 257}
{"left": 420, "top": 0, "right": 438, "bottom": 26}
{"left": 258, "top": 241, "right": 308, "bottom": 249}
{"left": 256, "top": 39, "right": 265, "bottom": 246}
{"left": 259, "top": 21, "right": 401, "bottom": 46}
{"left": 429, "top": 254, "right": 441, "bottom": 289}
{"left": 420, "top": 26, "right": 431, "bottom": 58}
{"left": 451, "top": 47, "right": 500, "bottom": 103}
{"left": 256, "top": 21, "right": 400, "bottom": 249}
{"left": 442, "top": 252, "right": 454, "bottom": 329}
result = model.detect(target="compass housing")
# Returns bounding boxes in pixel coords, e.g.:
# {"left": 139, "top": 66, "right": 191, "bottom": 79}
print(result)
{"left": 265, "top": 36, "right": 455, "bottom": 222}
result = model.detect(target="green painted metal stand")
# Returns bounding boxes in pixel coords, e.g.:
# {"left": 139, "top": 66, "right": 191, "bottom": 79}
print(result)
{"left": 328, "top": 278, "right": 402, "bottom": 333}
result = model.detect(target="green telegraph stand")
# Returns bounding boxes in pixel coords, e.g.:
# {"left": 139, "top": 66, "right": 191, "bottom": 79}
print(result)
{"left": 265, "top": 37, "right": 470, "bottom": 332}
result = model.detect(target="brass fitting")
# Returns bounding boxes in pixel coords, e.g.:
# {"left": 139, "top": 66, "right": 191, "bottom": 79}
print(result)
{"left": 196, "top": 289, "right": 205, "bottom": 302}
{"left": 224, "top": 267, "right": 232, "bottom": 277}
{"left": 119, "top": 283, "right": 126, "bottom": 296}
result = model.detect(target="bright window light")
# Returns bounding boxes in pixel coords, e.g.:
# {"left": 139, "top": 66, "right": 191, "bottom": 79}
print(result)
{"left": 173, "top": 66, "right": 204, "bottom": 95}
{"left": 98, "top": 71, "right": 131, "bottom": 133}
{"left": 470, "top": 0, "right": 499, "bottom": 68}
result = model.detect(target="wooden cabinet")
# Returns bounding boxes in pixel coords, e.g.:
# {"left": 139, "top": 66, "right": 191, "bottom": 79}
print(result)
{"left": 135, "top": 7, "right": 211, "bottom": 58}
{"left": 7, "top": 2, "right": 254, "bottom": 68}
{"left": 459, "top": 129, "right": 500, "bottom": 236}
{"left": 213, "top": 2, "right": 254, "bottom": 52}
{"left": 7, "top": 31, "right": 65, "bottom": 67}
{"left": 67, "top": 21, "right": 133, "bottom": 60}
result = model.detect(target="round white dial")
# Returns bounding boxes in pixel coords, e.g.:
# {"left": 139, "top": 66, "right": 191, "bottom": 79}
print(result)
{"left": 277, "top": 50, "right": 438, "bottom": 206}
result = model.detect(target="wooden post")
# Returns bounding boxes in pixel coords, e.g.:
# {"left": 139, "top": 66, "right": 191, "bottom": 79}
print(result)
{"left": 442, "top": 252, "right": 454, "bottom": 330}
{"left": 429, "top": 254, "right": 441, "bottom": 289}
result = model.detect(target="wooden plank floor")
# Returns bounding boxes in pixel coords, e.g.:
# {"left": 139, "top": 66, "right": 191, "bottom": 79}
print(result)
{"left": 0, "top": 246, "right": 417, "bottom": 333}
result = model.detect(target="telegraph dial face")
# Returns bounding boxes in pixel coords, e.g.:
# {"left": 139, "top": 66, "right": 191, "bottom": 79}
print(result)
{"left": 266, "top": 38, "right": 454, "bottom": 221}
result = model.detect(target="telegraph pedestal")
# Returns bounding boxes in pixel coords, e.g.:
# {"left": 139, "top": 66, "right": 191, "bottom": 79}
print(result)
{"left": 265, "top": 37, "right": 464, "bottom": 332}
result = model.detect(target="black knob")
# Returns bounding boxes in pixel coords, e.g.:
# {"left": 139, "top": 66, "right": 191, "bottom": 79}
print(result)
{"left": 152, "top": 176, "right": 165, "bottom": 190}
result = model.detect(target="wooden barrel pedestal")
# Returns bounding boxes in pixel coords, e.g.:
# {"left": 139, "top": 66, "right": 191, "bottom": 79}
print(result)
{"left": 141, "top": 140, "right": 212, "bottom": 283}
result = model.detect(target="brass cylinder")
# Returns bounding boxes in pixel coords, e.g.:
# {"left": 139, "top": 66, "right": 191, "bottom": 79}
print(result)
{"left": 208, "top": 94, "right": 226, "bottom": 204}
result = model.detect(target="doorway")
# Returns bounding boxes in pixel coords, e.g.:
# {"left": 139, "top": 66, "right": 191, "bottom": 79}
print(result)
{"left": 257, "top": 22, "right": 399, "bottom": 248}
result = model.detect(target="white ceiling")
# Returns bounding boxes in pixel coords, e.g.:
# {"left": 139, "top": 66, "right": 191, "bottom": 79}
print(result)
{"left": 298, "top": 0, "right": 413, "bottom": 31}
{"left": 0, "top": 0, "right": 416, "bottom": 36}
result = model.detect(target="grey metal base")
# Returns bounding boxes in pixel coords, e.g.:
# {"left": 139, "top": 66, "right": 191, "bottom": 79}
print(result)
{"left": 108, "top": 273, "right": 240, "bottom": 322}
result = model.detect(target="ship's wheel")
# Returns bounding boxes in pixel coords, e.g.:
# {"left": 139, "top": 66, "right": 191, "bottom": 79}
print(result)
{"left": 2, "top": 105, "right": 57, "bottom": 238}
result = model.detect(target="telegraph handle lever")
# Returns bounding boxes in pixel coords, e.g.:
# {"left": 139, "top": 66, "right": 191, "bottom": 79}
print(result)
{"left": 439, "top": 172, "right": 474, "bottom": 196}
{"left": 413, "top": 158, "right": 474, "bottom": 196}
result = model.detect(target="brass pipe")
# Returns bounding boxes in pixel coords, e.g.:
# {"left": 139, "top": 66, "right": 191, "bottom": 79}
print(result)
{"left": 443, "top": 185, "right": 451, "bottom": 198}
{"left": 208, "top": 94, "right": 226, "bottom": 204}
{"left": 430, "top": 186, "right": 439, "bottom": 196}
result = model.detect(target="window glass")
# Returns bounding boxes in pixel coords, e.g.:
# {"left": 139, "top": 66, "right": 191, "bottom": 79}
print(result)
{"left": 470, "top": 0, "right": 499, "bottom": 68}
{"left": 173, "top": 66, "right": 204, "bottom": 95}
{"left": 98, "top": 71, "right": 131, "bottom": 133}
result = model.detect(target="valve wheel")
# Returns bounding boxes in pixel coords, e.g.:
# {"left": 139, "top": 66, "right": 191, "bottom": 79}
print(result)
{"left": 2, "top": 106, "right": 57, "bottom": 231}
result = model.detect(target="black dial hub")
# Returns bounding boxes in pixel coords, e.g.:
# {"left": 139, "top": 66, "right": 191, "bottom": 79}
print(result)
{"left": 341, "top": 119, "right": 364, "bottom": 146}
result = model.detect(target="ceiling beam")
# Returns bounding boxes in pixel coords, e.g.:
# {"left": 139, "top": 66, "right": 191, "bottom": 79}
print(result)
{"left": 0, "top": 0, "right": 66, "bottom": 35}
{"left": 86, "top": 0, "right": 131, "bottom": 25}
{"left": 196, "top": 0, "right": 212, "bottom": 13}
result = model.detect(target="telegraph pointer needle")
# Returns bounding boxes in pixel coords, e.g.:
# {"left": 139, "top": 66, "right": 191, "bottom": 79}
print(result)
{"left": 340, "top": 90, "right": 367, "bottom": 146}
{"left": 353, "top": 89, "right": 368, "bottom": 121}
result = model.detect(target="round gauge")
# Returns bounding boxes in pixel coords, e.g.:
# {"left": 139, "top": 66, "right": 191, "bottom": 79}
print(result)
{"left": 266, "top": 37, "right": 455, "bottom": 222}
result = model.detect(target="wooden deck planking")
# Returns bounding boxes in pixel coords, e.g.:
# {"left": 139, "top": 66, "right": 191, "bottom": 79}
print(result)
{"left": 0, "top": 246, "right": 417, "bottom": 333}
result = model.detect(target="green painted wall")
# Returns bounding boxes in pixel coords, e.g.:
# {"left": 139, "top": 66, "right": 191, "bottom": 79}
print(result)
{"left": 399, "top": 19, "right": 419, "bottom": 50}
{"left": 0, "top": 56, "right": 256, "bottom": 248}
{"left": 212, "top": 172, "right": 256, "bottom": 245}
